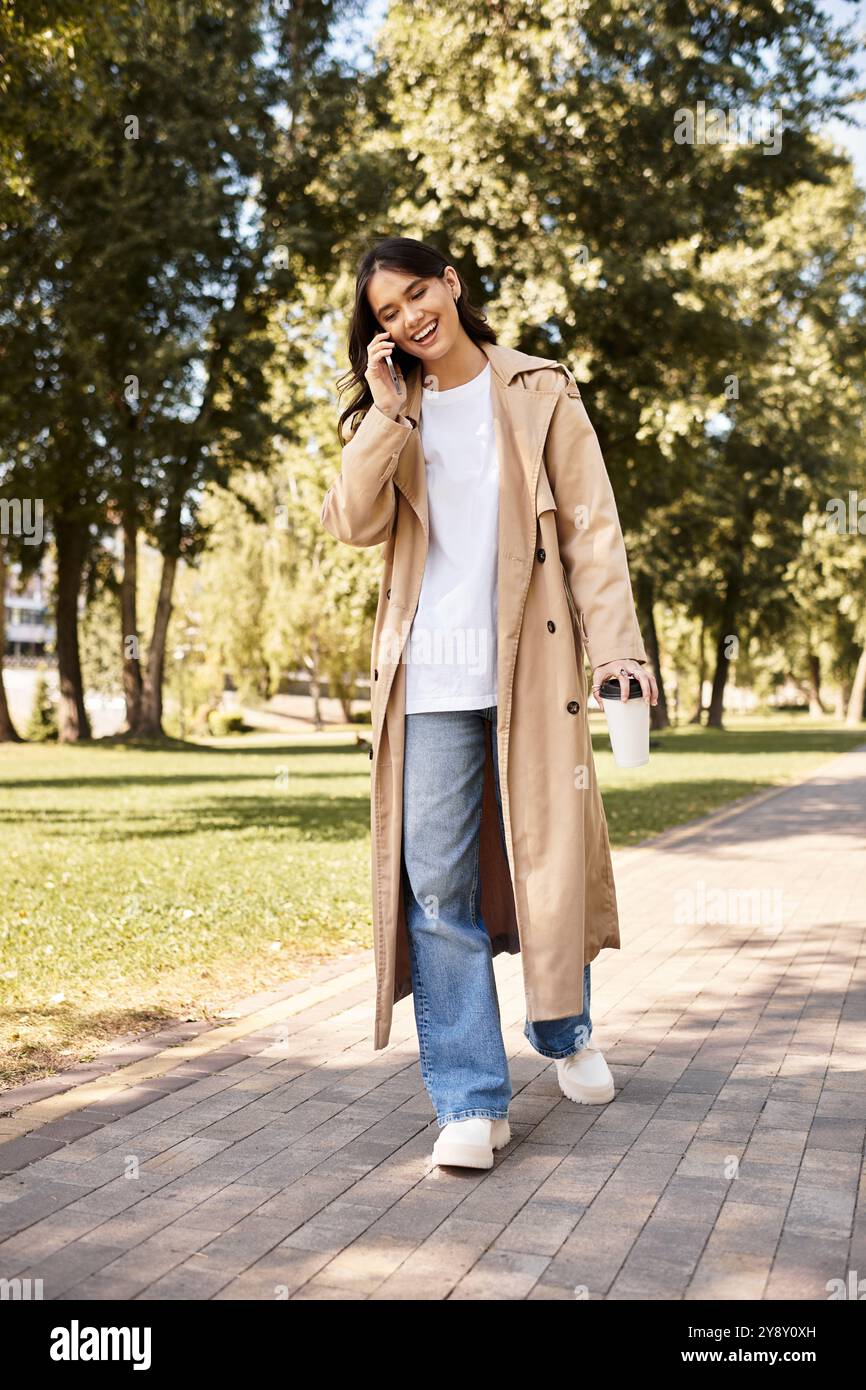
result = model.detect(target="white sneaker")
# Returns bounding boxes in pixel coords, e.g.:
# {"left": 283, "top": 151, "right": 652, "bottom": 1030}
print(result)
{"left": 430, "top": 1116, "right": 512, "bottom": 1170}
{"left": 555, "top": 1042, "right": 615, "bottom": 1104}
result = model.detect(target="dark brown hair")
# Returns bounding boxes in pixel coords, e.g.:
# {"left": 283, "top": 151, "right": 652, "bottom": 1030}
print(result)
{"left": 336, "top": 235, "right": 497, "bottom": 445}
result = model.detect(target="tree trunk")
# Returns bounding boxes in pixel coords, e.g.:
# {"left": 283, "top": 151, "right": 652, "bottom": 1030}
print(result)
{"left": 137, "top": 550, "right": 178, "bottom": 738}
{"left": 688, "top": 618, "right": 706, "bottom": 724}
{"left": 0, "top": 544, "right": 22, "bottom": 741}
{"left": 707, "top": 576, "right": 741, "bottom": 729}
{"left": 845, "top": 645, "right": 866, "bottom": 727}
{"left": 636, "top": 572, "right": 669, "bottom": 730}
{"left": 807, "top": 651, "right": 827, "bottom": 717}
{"left": 120, "top": 510, "right": 143, "bottom": 731}
{"left": 54, "top": 514, "right": 91, "bottom": 742}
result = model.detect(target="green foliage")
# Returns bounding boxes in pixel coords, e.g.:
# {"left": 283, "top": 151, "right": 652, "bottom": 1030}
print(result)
{"left": 26, "top": 673, "right": 59, "bottom": 742}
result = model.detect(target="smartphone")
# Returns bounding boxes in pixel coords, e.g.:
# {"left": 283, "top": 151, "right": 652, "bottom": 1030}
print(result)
{"left": 384, "top": 352, "right": 400, "bottom": 393}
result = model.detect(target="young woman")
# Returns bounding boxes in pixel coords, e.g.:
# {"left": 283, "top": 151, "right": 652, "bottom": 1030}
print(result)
{"left": 323, "top": 235, "right": 658, "bottom": 1171}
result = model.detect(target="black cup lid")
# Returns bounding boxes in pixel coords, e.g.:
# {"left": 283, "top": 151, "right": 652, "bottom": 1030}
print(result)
{"left": 598, "top": 675, "right": 644, "bottom": 700}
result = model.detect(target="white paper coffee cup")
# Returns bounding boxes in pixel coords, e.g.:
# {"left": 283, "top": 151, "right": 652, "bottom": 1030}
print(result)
{"left": 599, "top": 675, "right": 650, "bottom": 768}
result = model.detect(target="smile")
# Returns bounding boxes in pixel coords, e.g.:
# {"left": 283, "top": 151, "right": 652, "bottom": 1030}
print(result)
{"left": 411, "top": 319, "right": 439, "bottom": 345}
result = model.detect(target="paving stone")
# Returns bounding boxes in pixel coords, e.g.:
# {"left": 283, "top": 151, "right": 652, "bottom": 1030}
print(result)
{"left": 783, "top": 1181, "right": 857, "bottom": 1238}
{"left": 449, "top": 1247, "right": 550, "bottom": 1299}
{"left": 706, "top": 1200, "right": 788, "bottom": 1254}
{"left": 0, "top": 1135, "right": 66, "bottom": 1174}
{"left": 212, "top": 1246, "right": 333, "bottom": 1299}
{"left": 134, "top": 1261, "right": 236, "bottom": 1300}
{"left": 23, "top": 1241, "right": 123, "bottom": 1299}
{"left": 610, "top": 1251, "right": 697, "bottom": 1298}
{"left": 368, "top": 1217, "right": 502, "bottom": 1299}
{"left": 685, "top": 1250, "right": 774, "bottom": 1300}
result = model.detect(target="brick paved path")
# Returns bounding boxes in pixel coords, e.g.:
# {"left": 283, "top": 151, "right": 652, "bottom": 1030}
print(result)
{"left": 1, "top": 745, "right": 864, "bottom": 1300}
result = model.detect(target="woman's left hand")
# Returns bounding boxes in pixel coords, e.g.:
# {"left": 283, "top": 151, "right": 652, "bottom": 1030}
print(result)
{"left": 591, "top": 659, "right": 658, "bottom": 706}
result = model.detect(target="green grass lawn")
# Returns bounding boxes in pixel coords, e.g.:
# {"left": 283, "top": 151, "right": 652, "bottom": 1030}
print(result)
{"left": 1, "top": 714, "right": 863, "bottom": 1090}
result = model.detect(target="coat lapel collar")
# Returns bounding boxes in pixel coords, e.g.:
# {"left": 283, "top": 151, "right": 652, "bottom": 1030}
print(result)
{"left": 393, "top": 339, "right": 561, "bottom": 543}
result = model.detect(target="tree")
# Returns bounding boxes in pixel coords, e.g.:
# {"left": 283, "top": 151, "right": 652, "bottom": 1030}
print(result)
{"left": 617, "top": 155, "right": 865, "bottom": 728}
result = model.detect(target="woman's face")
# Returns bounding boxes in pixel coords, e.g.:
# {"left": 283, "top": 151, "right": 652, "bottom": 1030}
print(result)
{"left": 367, "top": 265, "right": 461, "bottom": 360}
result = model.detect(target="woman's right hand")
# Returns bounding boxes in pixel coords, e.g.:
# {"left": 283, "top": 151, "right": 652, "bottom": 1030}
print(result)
{"left": 365, "top": 331, "right": 408, "bottom": 418}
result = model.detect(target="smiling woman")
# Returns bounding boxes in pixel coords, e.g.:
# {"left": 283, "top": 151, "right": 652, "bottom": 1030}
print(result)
{"left": 323, "top": 233, "right": 657, "bottom": 1171}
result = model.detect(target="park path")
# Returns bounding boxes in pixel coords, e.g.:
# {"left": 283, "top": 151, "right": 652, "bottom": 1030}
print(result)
{"left": 1, "top": 745, "right": 864, "bottom": 1300}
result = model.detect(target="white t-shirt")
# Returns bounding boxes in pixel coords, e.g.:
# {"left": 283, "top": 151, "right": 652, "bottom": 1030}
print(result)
{"left": 404, "top": 360, "right": 499, "bottom": 714}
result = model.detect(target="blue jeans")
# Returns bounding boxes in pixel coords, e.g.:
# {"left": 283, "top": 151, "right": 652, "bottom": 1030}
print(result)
{"left": 400, "top": 705, "right": 592, "bottom": 1127}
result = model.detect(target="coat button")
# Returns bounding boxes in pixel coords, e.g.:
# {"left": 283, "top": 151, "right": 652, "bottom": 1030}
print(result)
{"left": 567, "top": 699, "right": 580, "bottom": 714}
{"left": 374, "top": 669, "right": 378, "bottom": 680}
{"left": 547, "top": 620, "right": 556, "bottom": 632}
{"left": 536, "top": 547, "right": 546, "bottom": 562}
{"left": 386, "top": 587, "right": 391, "bottom": 599}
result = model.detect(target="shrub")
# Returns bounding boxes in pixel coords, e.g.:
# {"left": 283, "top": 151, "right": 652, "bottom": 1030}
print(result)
{"left": 207, "top": 710, "right": 248, "bottom": 736}
{"left": 26, "top": 674, "right": 59, "bottom": 742}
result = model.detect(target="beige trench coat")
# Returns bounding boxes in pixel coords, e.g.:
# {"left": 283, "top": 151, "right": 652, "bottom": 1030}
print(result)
{"left": 321, "top": 339, "right": 648, "bottom": 1050}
